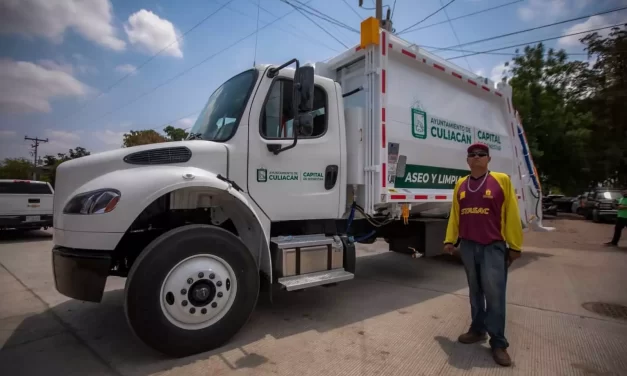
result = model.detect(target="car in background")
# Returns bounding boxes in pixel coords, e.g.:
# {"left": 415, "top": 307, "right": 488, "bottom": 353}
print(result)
{"left": 542, "top": 194, "right": 563, "bottom": 216}
{"left": 571, "top": 192, "right": 590, "bottom": 215}
{"left": 0, "top": 179, "right": 54, "bottom": 231}
{"left": 581, "top": 188, "right": 623, "bottom": 223}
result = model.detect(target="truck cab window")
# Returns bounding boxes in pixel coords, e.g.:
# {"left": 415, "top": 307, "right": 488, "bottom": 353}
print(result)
{"left": 261, "top": 79, "right": 327, "bottom": 139}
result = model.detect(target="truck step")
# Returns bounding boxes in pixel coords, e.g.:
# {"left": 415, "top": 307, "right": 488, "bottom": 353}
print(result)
{"left": 278, "top": 269, "right": 354, "bottom": 291}
{"left": 271, "top": 234, "right": 335, "bottom": 249}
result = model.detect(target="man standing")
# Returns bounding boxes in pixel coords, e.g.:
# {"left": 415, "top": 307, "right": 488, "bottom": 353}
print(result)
{"left": 443, "top": 142, "right": 523, "bottom": 367}
{"left": 604, "top": 189, "right": 627, "bottom": 246}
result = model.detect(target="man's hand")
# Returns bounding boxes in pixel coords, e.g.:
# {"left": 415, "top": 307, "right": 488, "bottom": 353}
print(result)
{"left": 444, "top": 243, "right": 456, "bottom": 255}
{"left": 507, "top": 249, "right": 521, "bottom": 267}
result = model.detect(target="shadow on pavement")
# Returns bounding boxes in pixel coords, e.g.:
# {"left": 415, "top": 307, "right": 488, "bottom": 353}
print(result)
{"left": 0, "top": 250, "right": 550, "bottom": 375}
{"left": 0, "top": 229, "right": 52, "bottom": 245}
{"left": 434, "top": 336, "right": 500, "bottom": 371}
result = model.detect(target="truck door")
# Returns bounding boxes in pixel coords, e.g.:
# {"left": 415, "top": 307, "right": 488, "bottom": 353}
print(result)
{"left": 247, "top": 69, "right": 342, "bottom": 221}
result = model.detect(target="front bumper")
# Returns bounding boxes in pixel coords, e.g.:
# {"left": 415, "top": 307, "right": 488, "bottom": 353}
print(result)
{"left": 0, "top": 215, "right": 53, "bottom": 229}
{"left": 52, "top": 246, "right": 112, "bottom": 302}
{"left": 598, "top": 209, "right": 618, "bottom": 217}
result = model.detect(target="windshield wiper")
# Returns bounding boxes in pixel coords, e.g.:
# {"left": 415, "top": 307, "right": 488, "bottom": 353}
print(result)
{"left": 187, "top": 132, "right": 203, "bottom": 140}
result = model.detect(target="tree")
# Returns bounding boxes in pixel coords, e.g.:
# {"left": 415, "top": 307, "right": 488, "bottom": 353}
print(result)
{"left": 579, "top": 25, "right": 627, "bottom": 187}
{"left": 507, "top": 43, "right": 594, "bottom": 194}
{"left": 122, "top": 130, "right": 167, "bottom": 147}
{"left": 163, "top": 125, "right": 189, "bottom": 141}
{"left": 0, "top": 158, "right": 34, "bottom": 180}
{"left": 41, "top": 147, "right": 92, "bottom": 187}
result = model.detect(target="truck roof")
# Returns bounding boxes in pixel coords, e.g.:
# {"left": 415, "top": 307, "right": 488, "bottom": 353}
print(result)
{"left": 319, "top": 32, "right": 503, "bottom": 93}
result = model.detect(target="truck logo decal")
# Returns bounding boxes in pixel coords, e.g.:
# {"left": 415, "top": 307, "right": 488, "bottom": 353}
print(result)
{"left": 411, "top": 109, "right": 427, "bottom": 139}
{"left": 302, "top": 172, "right": 324, "bottom": 181}
{"left": 411, "top": 108, "right": 489, "bottom": 146}
{"left": 257, "top": 168, "right": 267, "bottom": 182}
{"left": 396, "top": 164, "right": 469, "bottom": 189}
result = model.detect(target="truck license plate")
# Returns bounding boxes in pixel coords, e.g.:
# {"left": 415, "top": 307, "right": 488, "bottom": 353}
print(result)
{"left": 25, "top": 216, "right": 40, "bottom": 222}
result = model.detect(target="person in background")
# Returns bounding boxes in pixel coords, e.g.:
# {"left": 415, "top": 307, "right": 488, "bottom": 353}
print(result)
{"left": 443, "top": 142, "right": 523, "bottom": 367}
{"left": 604, "top": 189, "right": 627, "bottom": 246}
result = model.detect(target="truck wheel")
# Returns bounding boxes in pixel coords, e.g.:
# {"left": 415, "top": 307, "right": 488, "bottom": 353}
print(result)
{"left": 592, "top": 209, "right": 600, "bottom": 223}
{"left": 124, "top": 224, "right": 259, "bottom": 357}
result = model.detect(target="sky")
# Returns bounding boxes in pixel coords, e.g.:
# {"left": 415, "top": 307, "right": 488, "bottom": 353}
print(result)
{"left": 1, "top": 0, "right": 626, "bottom": 162}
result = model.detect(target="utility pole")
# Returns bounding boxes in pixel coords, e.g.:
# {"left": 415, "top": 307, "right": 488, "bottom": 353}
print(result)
{"left": 360, "top": 0, "right": 393, "bottom": 32}
{"left": 24, "top": 135, "right": 48, "bottom": 179}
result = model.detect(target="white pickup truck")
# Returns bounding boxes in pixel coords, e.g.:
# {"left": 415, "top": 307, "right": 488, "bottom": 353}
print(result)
{"left": 50, "top": 19, "right": 551, "bottom": 357}
{"left": 0, "top": 179, "right": 54, "bottom": 230}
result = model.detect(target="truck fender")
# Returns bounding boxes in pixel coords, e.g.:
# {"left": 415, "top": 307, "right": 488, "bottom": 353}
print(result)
{"left": 136, "top": 169, "right": 272, "bottom": 279}
{"left": 62, "top": 167, "right": 272, "bottom": 280}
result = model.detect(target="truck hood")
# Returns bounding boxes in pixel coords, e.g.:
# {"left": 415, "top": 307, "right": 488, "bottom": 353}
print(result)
{"left": 53, "top": 141, "right": 228, "bottom": 224}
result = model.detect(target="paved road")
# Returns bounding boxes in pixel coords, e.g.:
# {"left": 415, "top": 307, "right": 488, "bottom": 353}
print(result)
{"left": 1, "top": 217, "right": 626, "bottom": 376}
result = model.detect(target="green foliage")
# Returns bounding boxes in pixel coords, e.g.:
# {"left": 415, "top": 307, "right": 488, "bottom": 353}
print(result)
{"left": 0, "top": 158, "right": 34, "bottom": 180}
{"left": 122, "top": 129, "right": 168, "bottom": 147}
{"left": 41, "top": 147, "right": 91, "bottom": 187}
{"left": 163, "top": 125, "right": 189, "bottom": 141}
{"left": 122, "top": 126, "right": 190, "bottom": 147}
{"left": 506, "top": 25, "right": 627, "bottom": 194}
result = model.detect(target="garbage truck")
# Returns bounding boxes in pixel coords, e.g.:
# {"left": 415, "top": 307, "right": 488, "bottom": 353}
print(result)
{"left": 51, "top": 18, "right": 550, "bottom": 357}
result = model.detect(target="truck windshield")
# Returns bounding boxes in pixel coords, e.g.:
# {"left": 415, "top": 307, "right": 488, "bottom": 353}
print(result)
{"left": 188, "top": 69, "right": 258, "bottom": 142}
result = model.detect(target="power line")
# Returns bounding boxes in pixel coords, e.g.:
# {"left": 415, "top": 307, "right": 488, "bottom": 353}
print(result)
{"left": 148, "top": 109, "right": 202, "bottom": 132}
{"left": 83, "top": 1, "right": 312, "bottom": 128}
{"left": 438, "top": 0, "right": 472, "bottom": 71}
{"left": 446, "top": 23, "right": 625, "bottom": 60}
{"left": 282, "top": 0, "right": 350, "bottom": 48}
{"left": 285, "top": 0, "right": 359, "bottom": 33}
{"left": 391, "top": 0, "right": 397, "bottom": 21}
{"left": 237, "top": 0, "right": 341, "bottom": 53}
{"left": 342, "top": 0, "right": 363, "bottom": 21}
{"left": 420, "top": 44, "right": 601, "bottom": 57}
{"left": 401, "top": 0, "right": 523, "bottom": 35}
{"left": 433, "top": 6, "right": 627, "bottom": 52}
{"left": 253, "top": 0, "right": 261, "bottom": 66}
{"left": 55, "top": 0, "right": 234, "bottom": 124}
{"left": 397, "top": 0, "right": 457, "bottom": 35}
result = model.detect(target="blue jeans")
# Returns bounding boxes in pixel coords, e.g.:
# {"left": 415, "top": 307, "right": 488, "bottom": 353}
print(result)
{"left": 459, "top": 238, "right": 509, "bottom": 349}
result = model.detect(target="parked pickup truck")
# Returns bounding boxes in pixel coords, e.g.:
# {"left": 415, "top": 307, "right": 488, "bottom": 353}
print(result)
{"left": 0, "top": 179, "right": 54, "bottom": 230}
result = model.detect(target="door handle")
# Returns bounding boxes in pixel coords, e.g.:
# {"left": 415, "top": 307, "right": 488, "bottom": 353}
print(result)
{"left": 325, "top": 165, "right": 338, "bottom": 190}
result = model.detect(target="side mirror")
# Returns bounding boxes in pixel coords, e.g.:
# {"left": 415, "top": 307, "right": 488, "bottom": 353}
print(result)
{"left": 294, "top": 65, "right": 314, "bottom": 113}
{"left": 266, "top": 59, "right": 316, "bottom": 155}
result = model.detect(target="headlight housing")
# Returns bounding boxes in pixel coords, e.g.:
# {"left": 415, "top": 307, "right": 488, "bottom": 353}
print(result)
{"left": 63, "top": 189, "right": 121, "bottom": 215}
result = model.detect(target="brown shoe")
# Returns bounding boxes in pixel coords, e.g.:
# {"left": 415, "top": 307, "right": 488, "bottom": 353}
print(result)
{"left": 457, "top": 330, "right": 487, "bottom": 344}
{"left": 492, "top": 348, "right": 512, "bottom": 367}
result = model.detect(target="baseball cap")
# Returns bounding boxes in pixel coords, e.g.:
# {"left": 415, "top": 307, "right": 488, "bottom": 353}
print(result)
{"left": 467, "top": 142, "right": 489, "bottom": 155}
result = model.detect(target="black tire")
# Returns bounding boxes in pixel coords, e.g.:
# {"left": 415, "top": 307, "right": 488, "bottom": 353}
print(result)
{"left": 124, "top": 224, "right": 259, "bottom": 357}
{"left": 592, "top": 209, "right": 601, "bottom": 223}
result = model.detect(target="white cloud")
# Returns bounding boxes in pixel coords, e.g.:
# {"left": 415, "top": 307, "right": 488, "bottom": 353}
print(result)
{"left": 490, "top": 63, "right": 509, "bottom": 84}
{"left": 124, "top": 10, "right": 182, "bottom": 58}
{"left": 517, "top": 0, "right": 589, "bottom": 22}
{"left": 0, "top": 59, "right": 92, "bottom": 114}
{"left": 474, "top": 69, "right": 485, "bottom": 77}
{"left": 0, "top": 130, "right": 17, "bottom": 139}
{"left": 175, "top": 117, "right": 195, "bottom": 128}
{"left": 115, "top": 64, "right": 138, "bottom": 75}
{"left": 35, "top": 129, "right": 84, "bottom": 157}
{"left": 92, "top": 130, "right": 125, "bottom": 149}
{"left": 0, "top": 0, "right": 125, "bottom": 51}
{"left": 558, "top": 13, "right": 627, "bottom": 47}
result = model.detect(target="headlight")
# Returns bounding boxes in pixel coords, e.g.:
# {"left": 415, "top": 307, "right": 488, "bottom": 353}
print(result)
{"left": 63, "top": 189, "right": 121, "bottom": 214}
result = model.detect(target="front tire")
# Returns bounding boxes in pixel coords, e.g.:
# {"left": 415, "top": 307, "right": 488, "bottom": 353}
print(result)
{"left": 592, "top": 209, "right": 601, "bottom": 223}
{"left": 124, "top": 224, "right": 259, "bottom": 357}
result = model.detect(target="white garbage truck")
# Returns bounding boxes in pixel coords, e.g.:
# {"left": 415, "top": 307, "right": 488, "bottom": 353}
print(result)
{"left": 51, "top": 19, "right": 550, "bottom": 357}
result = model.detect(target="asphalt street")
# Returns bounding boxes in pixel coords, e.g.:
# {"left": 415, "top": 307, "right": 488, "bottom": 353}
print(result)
{"left": 1, "top": 216, "right": 626, "bottom": 376}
